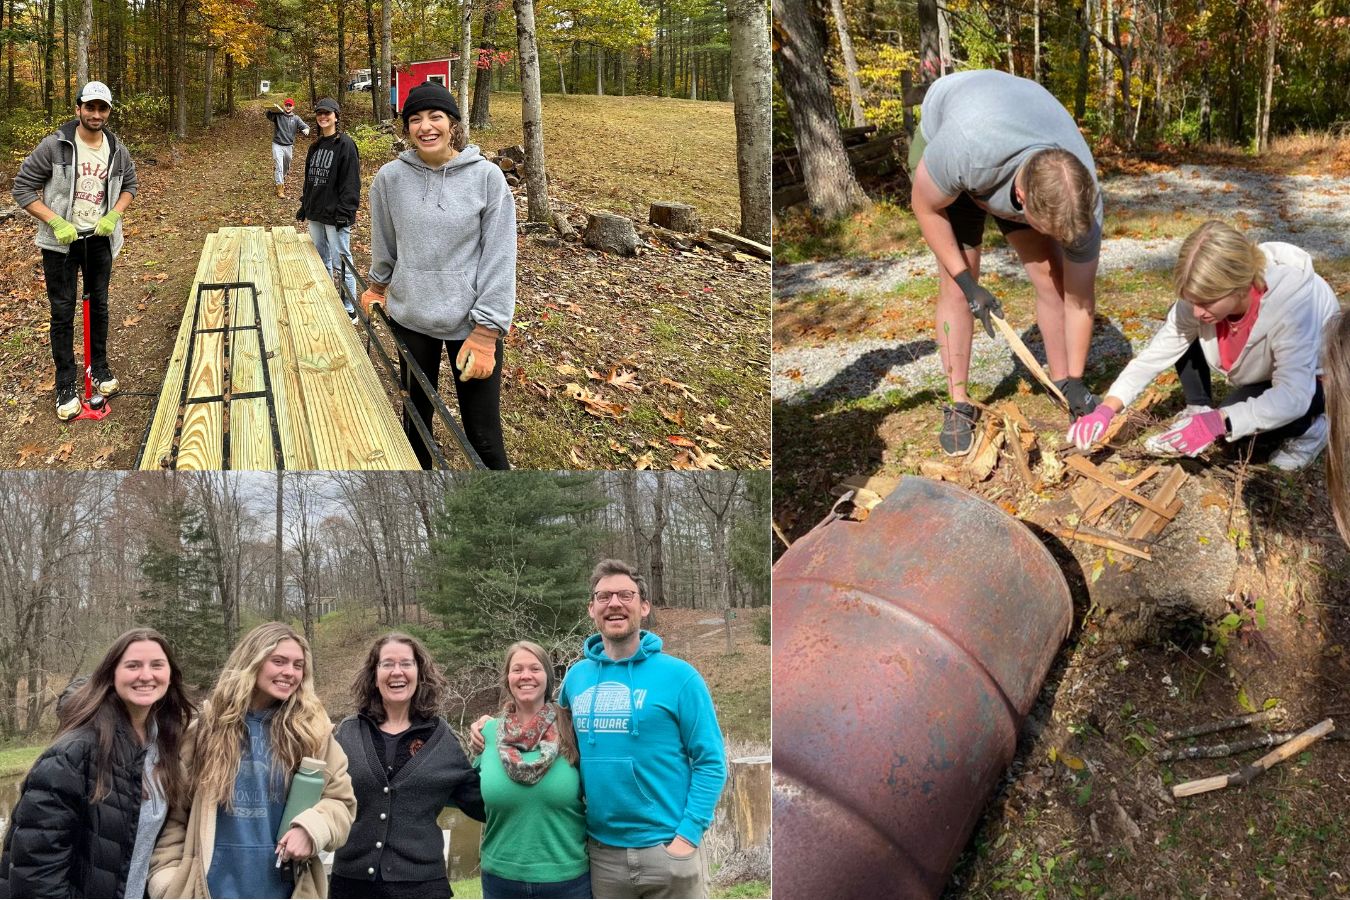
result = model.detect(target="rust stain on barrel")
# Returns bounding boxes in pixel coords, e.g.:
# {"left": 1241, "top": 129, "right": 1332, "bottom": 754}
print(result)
{"left": 773, "top": 476, "right": 1072, "bottom": 900}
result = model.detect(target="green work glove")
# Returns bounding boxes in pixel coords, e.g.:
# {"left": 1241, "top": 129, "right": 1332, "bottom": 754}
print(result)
{"left": 48, "top": 216, "right": 77, "bottom": 245}
{"left": 94, "top": 210, "right": 122, "bottom": 237}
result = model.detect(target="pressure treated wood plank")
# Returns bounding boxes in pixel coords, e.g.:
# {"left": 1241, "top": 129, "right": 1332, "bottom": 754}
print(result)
{"left": 294, "top": 231, "right": 416, "bottom": 468}
{"left": 245, "top": 226, "right": 314, "bottom": 469}
{"left": 144, "top": 226, "right": 418, "bottom": 470}
{"left": 273, "top": 228, "right": 418, "bottom": 469}
{"left": 140, "top": 232, "right": 219, "bottom": 469}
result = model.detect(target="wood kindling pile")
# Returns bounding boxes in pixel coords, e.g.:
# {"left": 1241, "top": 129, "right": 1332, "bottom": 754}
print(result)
{"left": 141, "top": 226, "right": 419, "bottom": 471}
{"left": 1060, "top": 456, "right": 1189, "bottom": 563}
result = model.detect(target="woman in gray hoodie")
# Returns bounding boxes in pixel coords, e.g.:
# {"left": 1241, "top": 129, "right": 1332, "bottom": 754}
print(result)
{"left": 360, "top": 81, "right": 516, "bottom": 469}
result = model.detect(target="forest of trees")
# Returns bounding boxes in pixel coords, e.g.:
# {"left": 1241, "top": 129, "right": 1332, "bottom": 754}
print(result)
{"left": 0, "top": 469, "right": 768, "bottom": 738}
{"left": 775, "top": 0, "right": 1350, "bottom": 217}
{"left": 0, "top": 0, "right": 757, "bottom": 133}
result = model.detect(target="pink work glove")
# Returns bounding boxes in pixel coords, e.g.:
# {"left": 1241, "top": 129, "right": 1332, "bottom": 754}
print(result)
{"left": 1154, "top": 409, "right": 1226, "bottom": 456}
{"left": 1067, "top": 404, "right": 1116, "bottom": 451}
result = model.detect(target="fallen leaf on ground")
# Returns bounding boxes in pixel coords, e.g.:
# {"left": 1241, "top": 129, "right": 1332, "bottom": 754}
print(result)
{"left": 700, "top": 414, "right": 733, "bottom": 431}
{"left": 556, "top": 363, "right": 584, "bottom": 377}
{"left": 569, "top": 447, "right": 588, "bottom": 466}
{"left": 633, "top": 451, "right": 654, "bottom": 470}
{"left": 123, "top": 315, "right": 142, "bottom": 327}
{"left": 661, "top": 407, "right": 685, "bottom": 427}
{"left": 606, "top": 368, "right": 642, "bottom": 392}
{"left": 16, "top": 443, "right": 43, "bottom": 464}
{"left": 667, "top": 435, "right": 697, "bottom": 448}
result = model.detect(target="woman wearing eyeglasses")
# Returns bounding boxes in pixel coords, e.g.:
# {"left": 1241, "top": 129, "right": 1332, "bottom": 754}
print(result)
{"left": 331, "top": 634, "right": 485, "bottom": 899}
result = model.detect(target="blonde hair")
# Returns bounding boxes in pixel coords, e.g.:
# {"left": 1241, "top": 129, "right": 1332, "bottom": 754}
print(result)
{"left": 1174, "top": 220, "right": 1268, "bottom": 304}
{"left": 192, "top": 623, "right": 331, "bottom": 809}
{"left": 496, "top": 640, "right": 579, "bottom": 766}
{"left": 1326, "top": 313, "right": 1350, "bottom": 546}
{"left": 1021, "top": 149, "right": 1098, "bottom": 247}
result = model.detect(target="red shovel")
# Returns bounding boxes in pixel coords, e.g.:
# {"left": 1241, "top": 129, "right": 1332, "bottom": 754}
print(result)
{"left": 75, "top": 290, "right": 110, "bottom": 421}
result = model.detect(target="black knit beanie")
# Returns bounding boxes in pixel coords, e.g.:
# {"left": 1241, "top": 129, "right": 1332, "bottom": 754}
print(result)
{"left": 401, "top": 81, "right": 461, "bottom": 126}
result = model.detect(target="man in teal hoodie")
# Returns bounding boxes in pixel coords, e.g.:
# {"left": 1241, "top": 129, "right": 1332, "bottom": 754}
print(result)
{"left": 559, "top": 559, "right": 727, "bottom": 899}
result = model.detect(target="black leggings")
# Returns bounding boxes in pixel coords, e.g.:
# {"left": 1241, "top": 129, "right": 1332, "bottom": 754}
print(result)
{"left": 1175, "top": 339, "right": 1325, "bottom": 452}
{"left": 390, "top": 319, "right": 509, "bottom": 470}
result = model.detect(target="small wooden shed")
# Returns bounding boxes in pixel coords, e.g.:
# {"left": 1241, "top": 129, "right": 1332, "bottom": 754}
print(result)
{"left": 391, "top": 57, "right": 460, "bottom": 113}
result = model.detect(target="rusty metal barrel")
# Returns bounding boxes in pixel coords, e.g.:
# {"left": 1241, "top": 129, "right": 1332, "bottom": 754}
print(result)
{"left": 773, "top": 476, "right": 1073, "bottom": 899}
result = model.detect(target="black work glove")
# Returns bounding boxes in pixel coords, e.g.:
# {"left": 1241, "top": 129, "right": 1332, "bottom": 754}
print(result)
{"left": 954, "top": 270, "right": 1003, "bottom": 339}
{"left": 1054, "top": 376, "right": 1100, "bottom": 422}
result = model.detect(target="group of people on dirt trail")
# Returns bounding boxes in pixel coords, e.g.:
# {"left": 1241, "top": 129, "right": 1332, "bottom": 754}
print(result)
{"left": 13, "top": 80, "right": 517, "bottom": 471}
{"left": 0, "top": 559, "right": 727, "bottom": 900}
{"left": 909, "top": 68, "right": 1349, "bottom": 486}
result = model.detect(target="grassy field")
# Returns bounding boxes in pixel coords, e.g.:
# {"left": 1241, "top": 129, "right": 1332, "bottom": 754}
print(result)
{"left": 0, "top": 744, "right": 41, "bottom": 778}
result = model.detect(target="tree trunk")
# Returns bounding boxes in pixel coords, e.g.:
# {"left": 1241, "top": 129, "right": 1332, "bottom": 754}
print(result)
{"left": 917, "top": 0, "right": 940, "bottom": 81}
{"left": 43, "top": 0, "right": 54, "bottom": 117}
{"left": 470, "top": 0, "right": 498, "bottom": 128}
{"left": 175, "top": 0, "right": 187, "bottom": 137}
{"left": 597, "top": 45, "right": 604, "bottom": 95}
{"left": 337, "top": 0, "right": 346, "bottom": 106}
{"left": 514, "top": 0, "right": 552, "bottom": 224}
{"left": 726, "top": 0, "right": 771, "bottom": 244}
{"left": 76, "top": 0, "right": 91, "bottom": 89}
{"left": 1033, "top": 0, "right": 1041, "bottom": 82}
{"left": 1074, "top": 1, "right": 1090, "bottom": 122}
{"left": 203, "top": 45, "right": 215, "bottom": 127}
{"left": 649, "top": 477, "right": 667, "bottom": 607}
{"left": 829, "top": 0, "right": 865, "bottom": 126}
{"left": 458, "top": 0, "right": 472, "bottom": 140}
{"left": 226, "top": 53, "right": 235, "bottom": 115}
{"left": 381, "top": 0, "right": 392, "bottom": 120}
{"left": 773, "top": 0, "right": 866, "bottom": 219}
{"left": 273, "top": 471, "right": 285, "bottom": 620}
{"left": 1259, "top": 0, "right": 1278, "bottom": 152}
{"left": 366, "top": 0, "right": 380, "bottom": 119}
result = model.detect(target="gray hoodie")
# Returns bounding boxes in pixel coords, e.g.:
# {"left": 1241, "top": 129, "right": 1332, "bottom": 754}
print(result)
{"left": 368, "top": 146, "right": 517, "bottom": 340}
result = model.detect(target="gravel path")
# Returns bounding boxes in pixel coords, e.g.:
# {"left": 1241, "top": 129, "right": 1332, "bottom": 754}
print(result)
{"left": 774, "top": 164, "right": 1350, "bottom": 404}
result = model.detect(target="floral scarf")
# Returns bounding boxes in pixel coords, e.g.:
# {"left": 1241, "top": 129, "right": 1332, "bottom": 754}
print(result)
{"left": 497, "top": 704, "right": 560, "bottom": 785}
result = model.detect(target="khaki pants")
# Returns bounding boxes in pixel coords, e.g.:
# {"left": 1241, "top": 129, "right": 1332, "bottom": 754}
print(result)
{"left": 587, "top": 839, "right": 709, "bottom": 899}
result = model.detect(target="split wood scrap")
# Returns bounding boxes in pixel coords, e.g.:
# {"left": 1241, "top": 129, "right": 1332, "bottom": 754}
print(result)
{"left": 1056, "top": 457, "right": 1188, "bottom": 563}
{"left": 828, "top": 475, "right": 901, "bottom": 523}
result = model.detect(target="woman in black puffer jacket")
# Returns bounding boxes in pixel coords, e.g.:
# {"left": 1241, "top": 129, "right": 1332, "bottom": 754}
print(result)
{"left": 0, "top": 629, "right": 194, "bottom": 898}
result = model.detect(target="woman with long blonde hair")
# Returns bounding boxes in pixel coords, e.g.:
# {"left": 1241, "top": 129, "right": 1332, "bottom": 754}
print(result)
{"left": 1068, "top": 220, "right": 1339, "bottom": 469}
{"left": 148, "top": 622, "right": 355, "bottom": 899}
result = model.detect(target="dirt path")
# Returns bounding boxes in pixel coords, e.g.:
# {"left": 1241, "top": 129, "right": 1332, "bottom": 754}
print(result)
{"left": 0, "top": 103, "right": 770, "bottom": 470}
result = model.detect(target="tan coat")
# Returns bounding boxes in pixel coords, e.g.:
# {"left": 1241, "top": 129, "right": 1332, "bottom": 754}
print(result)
{"left": 147, "top": 718, "right": 357, "bottom": 899}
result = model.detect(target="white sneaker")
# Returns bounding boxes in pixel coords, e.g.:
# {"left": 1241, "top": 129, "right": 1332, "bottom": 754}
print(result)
{"left": 56, "top": 384, "right": 80, "bottom": 421}
{"left": 1143, "top": 405, "right": 1216, "bottom": 456}
{"left": 1269, "top": 415, "right": 1329, "bottom": 471}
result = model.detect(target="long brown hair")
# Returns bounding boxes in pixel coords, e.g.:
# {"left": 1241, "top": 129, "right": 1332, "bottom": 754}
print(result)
{"left": 1326, "top": 312, "right": 1350, "bottom": 546}
{"left": 351, "top": 633, "right": 447, "bottom": 723}
{"left": 193, "top": 623, "right": 331, "bottom": 809}
{"left": 496, "top": 640, "right": 579, "bottom": 765}
{"left": 55, "top": 628, "right": 194, "bottom": 810}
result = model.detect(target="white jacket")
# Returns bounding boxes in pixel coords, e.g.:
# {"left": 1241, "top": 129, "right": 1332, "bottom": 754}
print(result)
{"left": 1106, "top": 242, "right": 1341, "bottom": 439}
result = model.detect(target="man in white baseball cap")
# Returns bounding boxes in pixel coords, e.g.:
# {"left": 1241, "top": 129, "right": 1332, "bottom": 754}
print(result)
{"left": 11, "top": 79, "right": 138, "bottom": 419}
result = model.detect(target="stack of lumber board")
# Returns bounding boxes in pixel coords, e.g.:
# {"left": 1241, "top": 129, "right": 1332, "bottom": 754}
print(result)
{"left": 140, "top": 226, "right": 419, "bottom": 470}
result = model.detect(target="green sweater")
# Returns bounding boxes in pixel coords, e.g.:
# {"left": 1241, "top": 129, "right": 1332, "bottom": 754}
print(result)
{"left": 477, "top": 717, "right": 588, "bottom": 883}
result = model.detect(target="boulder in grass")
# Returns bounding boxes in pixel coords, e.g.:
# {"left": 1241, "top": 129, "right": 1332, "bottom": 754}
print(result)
{"left": 649, "top": 201, "right": 699, "bottom": 233}
{"left": 584, "top": 211, "right": 638, "bottom": 257}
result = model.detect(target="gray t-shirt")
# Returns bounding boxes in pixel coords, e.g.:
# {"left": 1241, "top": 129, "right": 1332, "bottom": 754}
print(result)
{"left": 268, "top": 110, "right": 310, "bottom": 147}
{"left": 919, "top": 69, "right": 1103, "bottom": 263}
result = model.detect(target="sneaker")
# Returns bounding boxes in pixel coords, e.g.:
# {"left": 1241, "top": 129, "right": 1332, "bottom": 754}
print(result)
{"left": 940, "top": 402, "right": 979, "bottom": 456}
{"left": 92, "top": 367, "right": 119, "bottom": 397}
{"left": 1269, "top": 415, "right": 1329, "bottom": 471}
{"left": 1054, "top": 377, "right": 1099, "bottom": 422}
{"left": 56, "top": 382, "right": 79, "bottom": 421}
{"left": 1143, "top": 405, "right": 1216, "bottom": 456}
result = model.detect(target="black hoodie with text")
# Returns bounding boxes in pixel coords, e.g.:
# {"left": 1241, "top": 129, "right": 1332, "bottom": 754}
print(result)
{"left": 298, "top": 130, "right": 361, "bottom": 227}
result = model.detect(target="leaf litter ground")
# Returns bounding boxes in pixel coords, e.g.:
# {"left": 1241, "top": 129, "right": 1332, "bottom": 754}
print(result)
{"left": 0, "top": 96, "right": 768, "bottom": 470}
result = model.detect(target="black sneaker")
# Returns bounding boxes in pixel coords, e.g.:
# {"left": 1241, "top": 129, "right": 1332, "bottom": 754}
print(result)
{"left": 92, "top": 366, "right": 119, "bottom": 397}
{"left": 1055, "top": 377, "right": 1098, "bottom": 422}
{"left": 56, "top": 382, "right": 79, "bottom": 421}
{"left": 940, "top": 402, "right": 979, "bottom": 456}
